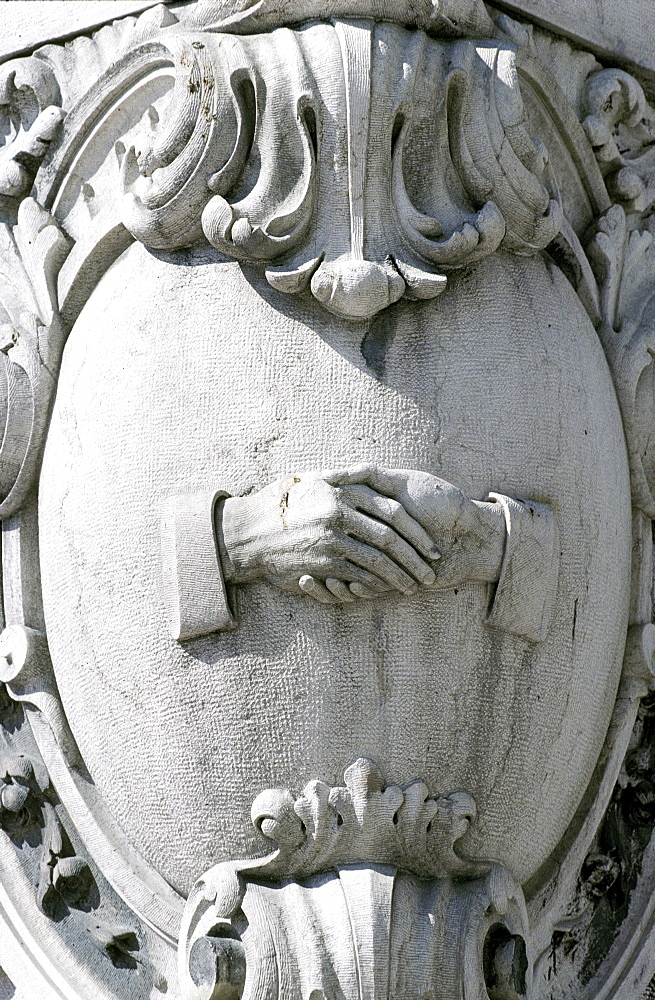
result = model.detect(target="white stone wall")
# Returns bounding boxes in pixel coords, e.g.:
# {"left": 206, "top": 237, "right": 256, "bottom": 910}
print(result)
{"left": 0, "top": 1, "right": 167, "bottom": 59}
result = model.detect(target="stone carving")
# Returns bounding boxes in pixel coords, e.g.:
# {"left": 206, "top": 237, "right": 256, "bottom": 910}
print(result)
{"left": 0, "top": 743, "right": 48, "bottom": 837}
{"left": 36, "top": 801, "right": 93, "bottom": 919}
{"left": 121, "top": 19, "right": 561, "bottom": 319}
{"left": 581, "top": 68, "right": 655, "bottom": 216}
{"left": 179, "top": 759, "right": 530, "bottom": 1000}
{"left": 0, "top": 625, "right": 78, "bottom": 762}
{"left": 86, "top": 921, "right": 141, "bottom": 970}
{"left": 587, "top": 205, "right": 655, "bottom": 517}
{"left": 247, "top": 757, "right": 485, "bottom": 879}
{"left": 0, "top": 198, "right": 70, "bottom": 517}
{"left": 0, "top": 57, "right": 64, "bottom": 212}
{"left": 163, "top": 473, "right": 558, "bottom": 640}
{"left": 0, "top": 717, "right": 94, "bottom": 921}
{"left": 0, "top": 2, "right": 654, "bottom": 999}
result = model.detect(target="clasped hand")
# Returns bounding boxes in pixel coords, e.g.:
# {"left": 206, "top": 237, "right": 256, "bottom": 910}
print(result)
{"left": 216, "top": 465, "right": 506, "bottom": 605}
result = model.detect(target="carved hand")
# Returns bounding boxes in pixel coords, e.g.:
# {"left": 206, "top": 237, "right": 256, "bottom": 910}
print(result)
{"left": 215, "top": 474, "right": 441, "bottom": 604}
{"left": 319, "top": 465, "right": 507, "bottom": 590}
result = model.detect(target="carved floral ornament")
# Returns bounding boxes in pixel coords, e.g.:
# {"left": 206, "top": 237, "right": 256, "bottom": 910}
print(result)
{"left": 1, "top": 1, "right": 655, "bottom": 999}
{"left": 120, "top": 13, "right": 562, "bottom": 319}
{"left": 178, "top": 759, "right": 531, "bottom": 1000}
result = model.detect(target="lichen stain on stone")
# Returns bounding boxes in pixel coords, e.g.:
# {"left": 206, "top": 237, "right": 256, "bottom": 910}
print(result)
{"left": 279, "top": 490, "right": 290, "bottom": 529}
{"left": 279, "top": 476, "right": 300, "bottom": 529}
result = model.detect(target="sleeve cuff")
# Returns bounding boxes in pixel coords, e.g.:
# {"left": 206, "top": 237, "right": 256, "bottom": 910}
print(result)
{"left": 160, "top": 490, "right": 237, "bottom": 642}
{"left": 485, "top": 493, "right": 560, "bottom": 643}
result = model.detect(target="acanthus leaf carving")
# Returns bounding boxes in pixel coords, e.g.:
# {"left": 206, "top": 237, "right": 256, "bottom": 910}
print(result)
{"left": 248, "top": 756, "right": 487, "bottom": 881}
{"left": 120, "top": 21, "right": 562, "bottom": 320}
{"left": 0, "top": 107, "right": 66, "bottom": 204}
{"left": 581, "top": 68, "right": 655, "bottom": 217}
{"left": 178, "top": 759, "right": 530, "bottom": 1000}
{"left": 586, "top": 203, "right": 655, "bottom": 517}
{"left": 0, "top": 198, "right": 71, "bottom": 517}
{"left": 0, "top": 57, "right": 64, "bottom": 213}
{"left": 0, "top": 5, "right": 655, "bottom": 1000}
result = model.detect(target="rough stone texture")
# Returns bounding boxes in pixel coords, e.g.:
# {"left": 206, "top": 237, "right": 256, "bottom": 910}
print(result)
{"left": 493, "top": 0, "right": 655, "bottom": 85}
{"left": 38, "top": 242, "right": 631, "bottom": 895}
{"left": 0, "top": 969, "right": 15, "bottom": 1000}
{"left": 0, "top": 2, "right": 654, "bottom": 999}
{"left": 0, "top": 1, "right": 169, "bottom": 60}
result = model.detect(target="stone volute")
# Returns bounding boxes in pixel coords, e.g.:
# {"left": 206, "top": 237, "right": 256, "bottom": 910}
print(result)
{"left": 0, "top": 1, "right": 654, "bottom": 999}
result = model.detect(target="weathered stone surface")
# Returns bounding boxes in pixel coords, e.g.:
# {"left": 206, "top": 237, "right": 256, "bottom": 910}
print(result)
{"left": 0, "top": 2, "right": 655, "bottom": 999}
{"left": 39, "top": 241, "right": 630, "bottom": 895}
{"left": 0, "top": 1, "right": 170, "bottom": 61}
{"left": 493, "top": 0, "right": 655, "bottom": 84}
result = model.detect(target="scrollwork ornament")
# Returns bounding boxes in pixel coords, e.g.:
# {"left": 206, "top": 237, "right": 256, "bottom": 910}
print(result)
{"left": 121, "top": 18, "right": 562, "bottom": 319}
{"left": 179, "top": 759, "right": 531, "bottom": 1000}
{"left": 581, "top": 68, "right": 655, "bottom": 216}
{"left": 586, "top": 205, "right": 655, "bottom": 517}
{"left": 0, "top": 3, "right": 655, "bottom": 1000}
{"left": 0, "top": 57, "right": 64, "bottom": 214}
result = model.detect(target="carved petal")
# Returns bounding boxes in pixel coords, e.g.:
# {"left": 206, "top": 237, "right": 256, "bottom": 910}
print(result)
{"left": 393, "top": 258, "right": 448, "bottom": 299}
{"left": 310, "top": 257, "right": 405, "bottom": 319}
{"left": 265, "top": 255, "right": 323, "bottom": 293}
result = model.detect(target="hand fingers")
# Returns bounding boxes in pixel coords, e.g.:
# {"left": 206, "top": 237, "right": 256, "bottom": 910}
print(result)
{"left": 328, "top": 465, "right": 462, "bottom": 536}
{"left": 323, "top": 463, "right": 403, "bottom": 495}
{"left": 299, "top": 573, "right": 393, "bottom": 604}
{"left": 339, "top": 484, "right": 440, "bottom": 561}
{"left": 335, "top": 560, "right": 395, "bottom": 593}
{"left": 325, "top": 578, "right": 357, "bottom": 602}
{"left": 349, "top": 582, "right": 379, "bottom": 599}
{"left": 325, "top": 464, "right": 432, "bottom": 527}
{"left": 299, "top": 574, "right": 382, "bottom": 604}
{"left": 336, "top": 536, "right": 421, "bottom": 593}
{"left": 299, "top": 558, "right": 406, "bottom": 602}
{"left": 316, "top": 467, "right": 350, "bottom": 484}
{"left": 302, "top": 558, "right": 393, "bottom": 593}
{"left": 298, "top": 575, "right": 340, "bottom": 604}
{"left": 341, "top": 510, "right": 436, "bottom": 586}
{"left": 322, "top": 463, "right": 374, "bottom": 487}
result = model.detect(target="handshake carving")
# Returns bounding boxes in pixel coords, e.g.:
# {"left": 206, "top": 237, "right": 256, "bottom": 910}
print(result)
{"left": 215, "top": 465, "right": 506, "bottom": 605}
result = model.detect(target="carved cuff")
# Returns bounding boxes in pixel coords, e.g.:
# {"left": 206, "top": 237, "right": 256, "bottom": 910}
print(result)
{"left": 160, "top": 490, "right": 236, "bottom": 641}
{"left": 485, "top": 494, "right": 560, "bottom": 643}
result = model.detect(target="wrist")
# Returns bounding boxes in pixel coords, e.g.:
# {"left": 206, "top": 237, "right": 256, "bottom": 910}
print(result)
{"left": 470, "top": 500, "right": 506, "bottom": 582}
{"left": 215, "top": 495, "right": 264, "bottom": 585}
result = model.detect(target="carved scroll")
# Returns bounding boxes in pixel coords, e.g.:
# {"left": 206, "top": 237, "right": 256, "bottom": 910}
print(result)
{"left": 0, "top": 4, "right": 655, "bottom": 1000}
{"left": 121, "top": 23, "right": 561, "bottom": 319}
{"left": 179, "top": 760, "right": 531, "bottom": 1000}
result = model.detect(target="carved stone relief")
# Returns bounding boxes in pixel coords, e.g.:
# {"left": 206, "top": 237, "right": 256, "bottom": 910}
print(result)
{"left": 0, "top": 1, "right": 654, "bottom": 998}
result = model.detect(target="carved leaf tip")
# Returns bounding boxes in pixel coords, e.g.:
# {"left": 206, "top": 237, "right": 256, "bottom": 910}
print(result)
{"left": 251, "top": 787, "right": 305, "bottom": 850}
{"left": 86, "top": 922, "right": 140, "bottom": 968}
{"left": 118, "top": 23, "right": 561, "bottom": 319}
{"left": 192, "top": 0, "right": 496, "bottom": 37}
{"left": 309, "top": 258, "right": 406, "bottom": 319}
{"left": 0, "top": 106, "right": 66, "bottom": 202}
{"left": 249, "top": 757, "right": 486, "bottom": 880}
{"left": 581, "top": 67, "right": 653, "bottom": 213}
